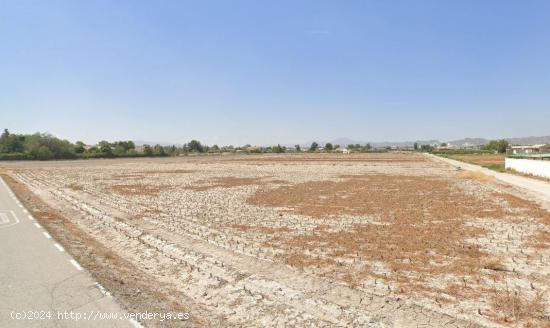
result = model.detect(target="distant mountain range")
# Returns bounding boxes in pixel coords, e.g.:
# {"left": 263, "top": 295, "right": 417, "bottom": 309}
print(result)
{"left": 449, "top": 136, "right": 550, "bottom": 146}
{"left": 302, "top": 135, "right": 550, "bottom": 148}
{"left": 132, "top": 135, "right": 550, "bottom": 148}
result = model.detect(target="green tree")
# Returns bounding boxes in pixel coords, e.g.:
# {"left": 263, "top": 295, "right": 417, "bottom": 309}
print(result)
{"left": 166, "top": 145, "right": 178, "bottom": 156}
{"left": 420, "top": 144, "right": 433, "bottom": 152}
{"left": 325, "top": 143, "right": 333, "bottom": 152}
{"left": 98, "top": 141, "right": 113, "bottom": 156}
{"left": 35, "top": 146, "right": 54, "bottom": 160}
{"left": 112, "top": 141, "right": 135, "bottom": 153}
{"left": 272, "top": 144, "right": 285, "bottom": 153}
{"left": 113, "top": 145, "right": 126, "bottom": 156}
{"left": 188, "top": 140, "right": 204, "bottom": 153}
{"left": 24, "top": 133, "right": 76, "bottom": 159}
{"left": 153, "top": 144, "right": 166, "bottom": 156}
{"left": 295, "top": 144, "right": 301, "bottom": 152}
{"left": 309, "top": 142, "right": 319, "bottom": 152}
{"left": 0, "top": 129, "right": 24, "bottom": 153}
{"left": 143, "top": 145, "right": 153, "bottom": 156}
{"left": 483, "top": 139, "right": 509, "bottom": 153}
{"left": 74, "top": 141, "right": 86, "bottom": 154}
{"left": 413, "top": 142, "right": 419, "bottom": 151}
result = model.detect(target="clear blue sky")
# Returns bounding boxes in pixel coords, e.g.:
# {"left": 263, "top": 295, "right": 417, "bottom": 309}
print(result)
{"left": 1, "top": 0, "right": 549, "bottom": 145}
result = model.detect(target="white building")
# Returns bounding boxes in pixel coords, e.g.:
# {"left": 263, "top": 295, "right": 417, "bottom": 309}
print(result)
{"left": 507, "top": 144, "right": 550, "bottom": 155}
{"left": 505, "top": 144, "right": 550, "bottom": 178}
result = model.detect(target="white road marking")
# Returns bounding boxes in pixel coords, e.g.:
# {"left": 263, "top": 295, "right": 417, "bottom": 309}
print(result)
{"left": 69, "top": 259, "right": 83, "bottom": 271}
{"left": 18, "top": 204, "right": 23, "bottom": 208}
{"left": 0, "top": 211, "right": 20, "bottom": 229}
{"left": 23, "top": 209, "right": 28, "bottom": 213}
{"left": 34, "top": 222, "right": 42, "bottom": 228}
{"left": 54, "top": 243, "right": 65, "bottom": 252}
{"left": 94, "top": 282, "right": 111, "bottom": 297}
{"left": 43, "top": 232, "right": 52, "bottom": 239}
{"left": 28, "top": 215, "right": 34, "bottom": 220}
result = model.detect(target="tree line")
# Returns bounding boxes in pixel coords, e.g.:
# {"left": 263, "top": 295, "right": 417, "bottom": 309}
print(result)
{"left": 0, "top": 130, "right": 376, "bottom": 161}
{"left": 1, "top": 129, "right": 510, "bottom": 161}
{"left": 0, "top": 129, "right": 211, "bottom": 160}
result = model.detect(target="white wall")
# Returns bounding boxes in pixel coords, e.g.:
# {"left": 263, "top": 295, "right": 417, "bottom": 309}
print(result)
{"left": 505, "top": 158, "right": 550, "bottom": 178}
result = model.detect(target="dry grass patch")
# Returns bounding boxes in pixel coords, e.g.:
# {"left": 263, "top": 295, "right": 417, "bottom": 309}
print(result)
{"left": 249, "top": 174, "right": 504, "bottom": 219}
{"left": 457, "top": 170, "right": 496, "bottom": 182}
{"left": 447, "top": 154, "right": 505, "bottom": 166}
{"left": 250, "top": 174, "right": 549, "bottom": 302}
{"left": 67, "top": 183, "right": 83, "bottom": 191}
{"left": 482, "top": 259, "right": 509, "bottom": 272}
{"left": 251, "top": 175, "right": 503, "bottom": 278}
{"left": 489, "top": 288, "right": 546, "bottom": 324}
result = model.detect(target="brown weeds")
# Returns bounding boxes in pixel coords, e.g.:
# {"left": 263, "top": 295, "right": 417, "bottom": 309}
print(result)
{"left": 447, "top": 154, "right": 505, "bottom": 167}
{"left": 457, "top": 171, "right": 496, "bottom": 182}
{"left": 250, "top": 173, "right": 549, "bottom": 310}
{"left": 490, "top": 287, "right": 546, "bottom": 324}
{"left": 67, "top": 183, "right": 83, "bottom": 191}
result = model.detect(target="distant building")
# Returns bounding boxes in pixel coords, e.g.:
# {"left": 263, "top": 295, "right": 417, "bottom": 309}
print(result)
{"left": 436, "top": 144, "right": 454, "bottom": 151}
{"left": 507, "top": 144, "right": 550, "bottom": 155}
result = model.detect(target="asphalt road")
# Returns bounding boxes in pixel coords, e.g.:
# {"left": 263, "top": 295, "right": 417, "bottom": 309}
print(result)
{"left": 0, "top": 177, "right": 136, "bottom": 328}
{"left": 430, "top": 154, "right": 550, "bottom": 206}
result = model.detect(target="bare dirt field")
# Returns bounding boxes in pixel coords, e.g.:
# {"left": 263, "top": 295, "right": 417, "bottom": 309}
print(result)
{"left": 2, "top": 153, "right": 549, "bottom": 327}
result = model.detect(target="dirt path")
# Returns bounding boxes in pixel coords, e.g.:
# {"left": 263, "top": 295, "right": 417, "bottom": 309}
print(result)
{"left": 429, "top": 154, "right": 550, "bottom": 208}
